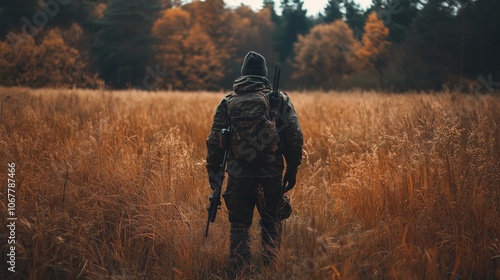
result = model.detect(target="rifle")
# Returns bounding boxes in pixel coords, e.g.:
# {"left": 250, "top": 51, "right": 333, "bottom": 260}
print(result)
{"left": 270, "top": 62, "right": 281, "bottom": 109}
{"left": 205, "top": 127, "right": 230, "bottom": 237}
{"left": 270, "top": 62, "right": 292, "bottom": 194}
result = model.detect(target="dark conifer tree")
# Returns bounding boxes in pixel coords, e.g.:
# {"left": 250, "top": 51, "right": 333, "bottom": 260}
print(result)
{"left": 344, "top": 0, "right": 365, "bottom": 40}
{"left": 0, "top": 0, "right": 41, "bottom": 39}
{"left": 92, "top": 0, "right": 161, "bottom": 88}
{"left": 323, "top": 0, "right": 343, "bottom": 23}
{"left": 278, "top": 0, "right": 310, "bottom": 62}
{"left": 263, "top": 0, "right": 281, "bottom": 25}
{"left": 367, "top": 0, "right": 419, "bottom": 42}
{"left": 410, "top": 0, "right": 457, "bottom": 89}
{"left": 465, "top": 0, "right": 500, "bottom": 79}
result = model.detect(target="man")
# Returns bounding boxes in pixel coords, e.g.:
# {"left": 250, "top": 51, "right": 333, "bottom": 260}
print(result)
{"left": 206, "top": 51, "right": 303, "bottom": 271}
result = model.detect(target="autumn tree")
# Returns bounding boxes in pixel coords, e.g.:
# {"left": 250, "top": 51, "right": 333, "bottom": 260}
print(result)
{"left": 0, "top": 27, "right": 101, "bottom": 88}
{"left": 152, "top": 8, "right": 223, "bottom": 90}
{"left": 353, "top": 12, "right": 390, "bottom": 78}
{"left": 184, "top": 0, "right": 232, "bottom": 69}
{"left": 184, "top": 0, "right": 227, "bottom": 42}
{"left": 293, "top": 20, "right": 356, "bottom": 87}
{"left": 230, "top": 6, "right": 276, "bottom": 61}
{"left": 216, "top": 6, "right": 278, "bottom": 86}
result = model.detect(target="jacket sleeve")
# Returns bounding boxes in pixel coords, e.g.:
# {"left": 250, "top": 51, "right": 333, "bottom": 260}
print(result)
{"left": 206, "top": 97, "right": 229, "bottom": 175}
{"left": 278, "top": 93, "right": 303, "bottom": 172}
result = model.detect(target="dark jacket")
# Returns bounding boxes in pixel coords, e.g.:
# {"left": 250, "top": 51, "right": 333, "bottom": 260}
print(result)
{"left": 206, "top": 75, "right": 303, "bottom": 178}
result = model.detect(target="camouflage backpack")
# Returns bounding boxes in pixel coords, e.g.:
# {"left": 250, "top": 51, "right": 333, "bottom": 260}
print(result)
{"left": 226, "top": 90, "right": 279, "bottom": 163}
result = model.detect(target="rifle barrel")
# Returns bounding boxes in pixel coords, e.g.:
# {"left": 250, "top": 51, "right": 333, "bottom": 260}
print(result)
{"left": 273, "top": 63, "right": 281, "bottom": 94}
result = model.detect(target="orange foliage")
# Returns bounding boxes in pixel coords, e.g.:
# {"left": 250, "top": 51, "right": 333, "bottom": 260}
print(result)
{"left": 293, "top": 20, "right": 356, "bottom": 85}
{"left": 229, "top": 6, "right": 278, "bottom": 66}
{"left": 152, "top": 8, "right": 223, "bottom": 90}
{"left": 0, "top": 25, "right": 101, "bottom": 88}
{"left": 185, "top": 0, "right": 233, "bottom": 66}
{"left": 353, "top": 12, "right": 391, "bottom": 73}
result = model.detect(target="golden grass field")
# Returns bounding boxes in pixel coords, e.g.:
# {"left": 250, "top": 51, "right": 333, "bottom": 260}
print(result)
{"left": 0, "top": 87, "right": 499, "bottom": 279}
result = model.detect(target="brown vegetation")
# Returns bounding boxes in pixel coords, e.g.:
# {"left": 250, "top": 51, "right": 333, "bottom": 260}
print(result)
{"left": 0, "top": 24, "right": 102, "bottom": 89}
{"left": 0, "top": 88, "right": 499, "bottom": 279}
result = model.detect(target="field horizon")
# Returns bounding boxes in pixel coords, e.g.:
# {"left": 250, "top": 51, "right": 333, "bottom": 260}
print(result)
{"left": 0, "top": 87, "right": 499, "bottom": 279}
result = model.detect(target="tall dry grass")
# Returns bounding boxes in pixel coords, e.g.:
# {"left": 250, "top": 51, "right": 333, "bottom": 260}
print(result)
{"left": 0, "top": 87, "right": 499, "bottom": 279}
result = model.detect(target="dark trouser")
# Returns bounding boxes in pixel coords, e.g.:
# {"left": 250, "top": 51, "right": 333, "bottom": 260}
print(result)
{"left": 223, "top": 176, "right": 283, "bottom": 268}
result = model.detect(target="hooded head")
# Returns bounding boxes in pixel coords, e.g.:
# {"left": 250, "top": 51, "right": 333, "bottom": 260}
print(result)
{"left": 241, "top": 51, "right": 268, "bottom": 77}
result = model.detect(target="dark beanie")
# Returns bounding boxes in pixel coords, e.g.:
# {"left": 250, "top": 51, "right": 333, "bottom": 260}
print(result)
{"left": 241, "top": 51, "right": 268, "bottom": 77}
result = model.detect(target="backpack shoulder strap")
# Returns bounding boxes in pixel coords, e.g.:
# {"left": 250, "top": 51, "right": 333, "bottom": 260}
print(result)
{"left": 224, "top": 92, "right": 236, "bottom": 127}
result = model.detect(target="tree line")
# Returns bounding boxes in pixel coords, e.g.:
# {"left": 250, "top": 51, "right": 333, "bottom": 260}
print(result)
{"left": 0, "top": 0, "right": 498, "bottom": 92}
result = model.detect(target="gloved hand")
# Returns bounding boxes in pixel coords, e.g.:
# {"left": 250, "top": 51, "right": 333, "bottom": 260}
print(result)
{"left": 283, "top": 168, "right": 298, "bottom": 193}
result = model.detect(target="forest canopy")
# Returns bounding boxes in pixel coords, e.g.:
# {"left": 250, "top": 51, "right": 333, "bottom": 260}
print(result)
{"left": 0, "top": 0, "right": 499, "bottom": 92}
